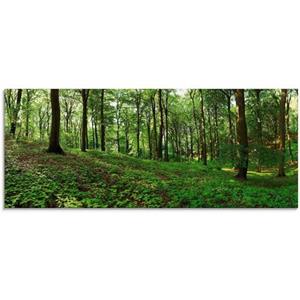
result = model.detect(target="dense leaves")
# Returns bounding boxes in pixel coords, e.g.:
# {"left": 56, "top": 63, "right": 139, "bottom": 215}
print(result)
{"left": 5, "top": 141, "right": 297, "bottom": 208}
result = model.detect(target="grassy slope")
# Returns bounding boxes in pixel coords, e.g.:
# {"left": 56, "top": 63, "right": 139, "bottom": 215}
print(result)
{"left": 5, "top": 140, "right": 298, "bottom": 208}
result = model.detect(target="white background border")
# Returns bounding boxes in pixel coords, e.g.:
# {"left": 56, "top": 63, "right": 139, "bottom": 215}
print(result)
{"left": 0, "top": 1, "right": 299, "bottom": 300}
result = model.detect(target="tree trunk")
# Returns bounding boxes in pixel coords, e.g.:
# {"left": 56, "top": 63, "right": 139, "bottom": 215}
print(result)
{"left": 100, "top": 89, "right": 105, "bottom": 151}
{"left": 278, "top": 89, "right": 287, "bottom": 176}
{"left": 136, "top": 91, "right": 141, "bottom": 157}
{"left": 190, "top": 91, "right": 200, "bottom": 161}
{"left": 47, "top": 89, "right": 64, "bottom": 154}
{"left": 164, "top": 91, "right": 169, "bottom": 161}
{"left": 189, "top": 126, "right": 194, "bottom": 159}
{"left": 151, "top": 92, "right": 158, "bottom": 159}
{"left": 213, "top": 103, "right": 219, "bottom": 159}
{"left": 200, "top": 90, "right": 207, "bottom": 165}
{"left": 158, "top": 89, "right": 164, "bottom": 159}
{"left": 81, "top": 89, "right": 89, "bottom": 152}
{"left": 235, "top": 89, "right": 248, "bottom": 180}
{"left": 208, "top": 108, "right": 214, "bottom": 160}
{"left": 146, "top": 111, "right": 152, "bottom": 159}
{"left": 286, "top": 93, "right": 294, "bottom": 161}
{"left": 25, "top": 90, "right": 30, "bottom": 138}
{"left": 10, "top": 89, "right": 22, "bottom": 138}
{"left": 226, "top": 93, "right": 235, "bottom": 164}
{"left": 255, "top": 89, "right": 263, "bottom": 172}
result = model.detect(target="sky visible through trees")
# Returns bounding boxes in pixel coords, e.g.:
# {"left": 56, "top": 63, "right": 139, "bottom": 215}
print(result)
{"left": 4, "top": 89, "right": 298, "bottom": 208}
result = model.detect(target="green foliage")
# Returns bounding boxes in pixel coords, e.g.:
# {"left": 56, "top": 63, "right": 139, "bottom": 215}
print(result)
{"left": 5, "top": 141, "right": 298, "bottom": 208}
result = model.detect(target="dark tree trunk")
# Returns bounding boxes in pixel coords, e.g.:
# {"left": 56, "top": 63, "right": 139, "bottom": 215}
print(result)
{"left": 136, "top": 91, "right": 141, "bottom": 157}
{"left": 200, "top": 90, "right": 207, "bottom": 165}
{"left": 10, "top": 89, "right": 22, "bottom": 138}
{"left": 100, "top": 89, "right": 105, "bottom": 151}
{"left": 235, "top": 89, "right": 248, "bottom": 180}
{"left": 213, "top": 103, "right": 219, "bottom": 159}
{"left": 158, "top": 89, "right": 164, "bottom": 159}
{"left": 116, "top": 98, "right": 121, "bottom": 152}
{"left": 255, "top": 89, "right": 263, "bottom": 172}
{"left": 190, "top": 91, "right": 200, "bottom": 161}
{"left": 208, "top": 108, "right": 214, "bottom": 160}
{"left": 189, "top": 126, "right": 194, "bottom": 159}
{"left": 278, "top": 89, "right": 287, "bottom": 177}
{"left": 81, "top": 89, "right": 89, "bottom": 152}
{"left": 164, "top": 91, "right": 169, "bottom": 161}
{"left": 286, "top": 93, "right": 294, "bottom": 161}
{"left": 47, "top": 89, "right": 64, "bottom": 154}
{"left": 95, "top": 119, "right": 99, "bottom": 149}
{"left": 226, "top": 92, "right": 235, "bottom": 164}
{"left": 146, "top": 111, "right": 152, "bottom": 159}
{"left": 151, "top": 91, "right": 158, "bottom": 159}
{"left": 25, "top": 90, "right": 30, "bottom": 138}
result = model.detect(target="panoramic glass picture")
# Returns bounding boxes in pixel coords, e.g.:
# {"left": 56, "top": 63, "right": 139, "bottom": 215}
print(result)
{"left": 4, "top": 89, "right": 298, "bottom": 208}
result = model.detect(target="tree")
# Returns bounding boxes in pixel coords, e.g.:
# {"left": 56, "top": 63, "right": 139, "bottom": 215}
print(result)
{"left": 81, "top": 89, "right": 89, "bottom": 152}
{"left": 100, "top": 89, "right": 105, "bottom": 151}
{"left": 199, "top": 90, "right": 207, "bottom": 165}
{"left": 235, "top": 89, "right": 248, "bottom": 179}
{"left": 278, "top": 89, "right": 287, "bottom": 177}
{"left": 158, "top": 89, "right": 164, "bottom": 159}
{"left": 10, "top": 89, "right": 22, "bottom": 138}
{"left": 164, "top": 90, "right": 170, "bottom": 161}
{"left": 135, "top": 90, "right": 142, "bottom": 157}
{"left": 47, "top": 89, "right": 64, "bottom": 154}
{"left": 150, "top": 90, "right": 158, "bottom": 159}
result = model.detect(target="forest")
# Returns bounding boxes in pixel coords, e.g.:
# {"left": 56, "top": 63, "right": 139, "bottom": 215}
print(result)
{"left": 4, "top": 89, "right": 298, "bottom": 208}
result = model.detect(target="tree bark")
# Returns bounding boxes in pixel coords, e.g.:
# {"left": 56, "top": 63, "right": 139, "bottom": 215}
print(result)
{"left": 10, "top": 89, "right": 22, "bottom": 138}
{"left": 47, "top": 89, "right": 64, "bottom": 154}
{"left": 235, "top": 89, "right": 248, "bottom": 179}
{"left": 190, "top": 90, "right": 200, "bottom": 161}
{"left": 25, "top": 89, "right": 31, "bottom": 138}
{"left": 150, "top": 91, "right": 158, "bottom": 159}
{"left": 278, "top": 89, "right": 287, "bottom": 176}
{"left": 158, "top": 89, "right": 164, "bottom": 159}
{"left": 255, "top": 89, "right": 263, "bottom": 172}
{"left": 136, "top": 90, "right": 141, "bottom": 157}
{"left": 213, "top": 103, "right": 219, "bottom": 159}
{"left": 286, "top": 93, "right": 294, "bottom": 161}
{"left": 200, "top": 90, "right": 207, "bottom": 165}
{"left": 81, "top": 89, "right": 89, "bottom": 152}
{"left": 164, "top": 90, "right": 169, "bottom": 161}
{"left": 100, "top": 89, "right": 105, "bottom": 151}
{"left": 207, "top": 108, "right": 214, "bottom": 160}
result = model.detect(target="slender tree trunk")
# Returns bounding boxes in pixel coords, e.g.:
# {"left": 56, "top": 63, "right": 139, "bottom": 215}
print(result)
{"left": 25, "top": 90, "right": 30, "bottom": 138}
{"left": 158, "top": 89, "right": 164, "bottom": 159}
{"left": 146, "top": 112, "right": 152, "bottom": 159}
{"left": 48, "top": 89, "right": 64, "bottom": 154}
{"left": 95, "top": 119, "right": 99, "bottom": 149}
{"left": 255, "top": 89, "right": 263, "bottom": 172}
{"left": 226, "top": 93, "right": 235, "bottom": 164}
{"left": 286, "top": 94, "right": 294, "bottom": 161}
{"left": 116, "top": 100, "right": 121, "bottom": 152}
{"left": 136, "top": 91, "right": 141, "bottom": 157}
{"left": 190, "top": 92, "right": 200, "bottom": 161}
{"left": 151, "top": 92, "right": 158, "bottom": 159}
{"left": 81, "top": 89, "right": 89, "bottom": 152}
{"left": 100, "top": 89, "right": 106, "bottom": 151}
{"left": 10, "top": 89, "right": 22, "bottom": 138}
{"left": 200, "top": 91, "right": 207, "bottom": 165}
{"left": 208, "top": 108, "right": 214, "bottom": 160}
{"left": 235, "top": 89, "right": 248, "bottom": 180}
{"left": 189, "top": 126, "right": 194, "bottom": 159}
{"left": 164, "top": 91, "right": 169, "bottom": 161}
{"left": 213, "top": 103, "right": 219, "bottom": 159}
{"left": 278, "top": 89, "right": 287, "bottom": 176}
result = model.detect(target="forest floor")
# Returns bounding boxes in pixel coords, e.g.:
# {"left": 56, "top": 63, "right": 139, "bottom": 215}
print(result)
{"left": 5, "top": 140, "right": 298, "bottom": 208}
